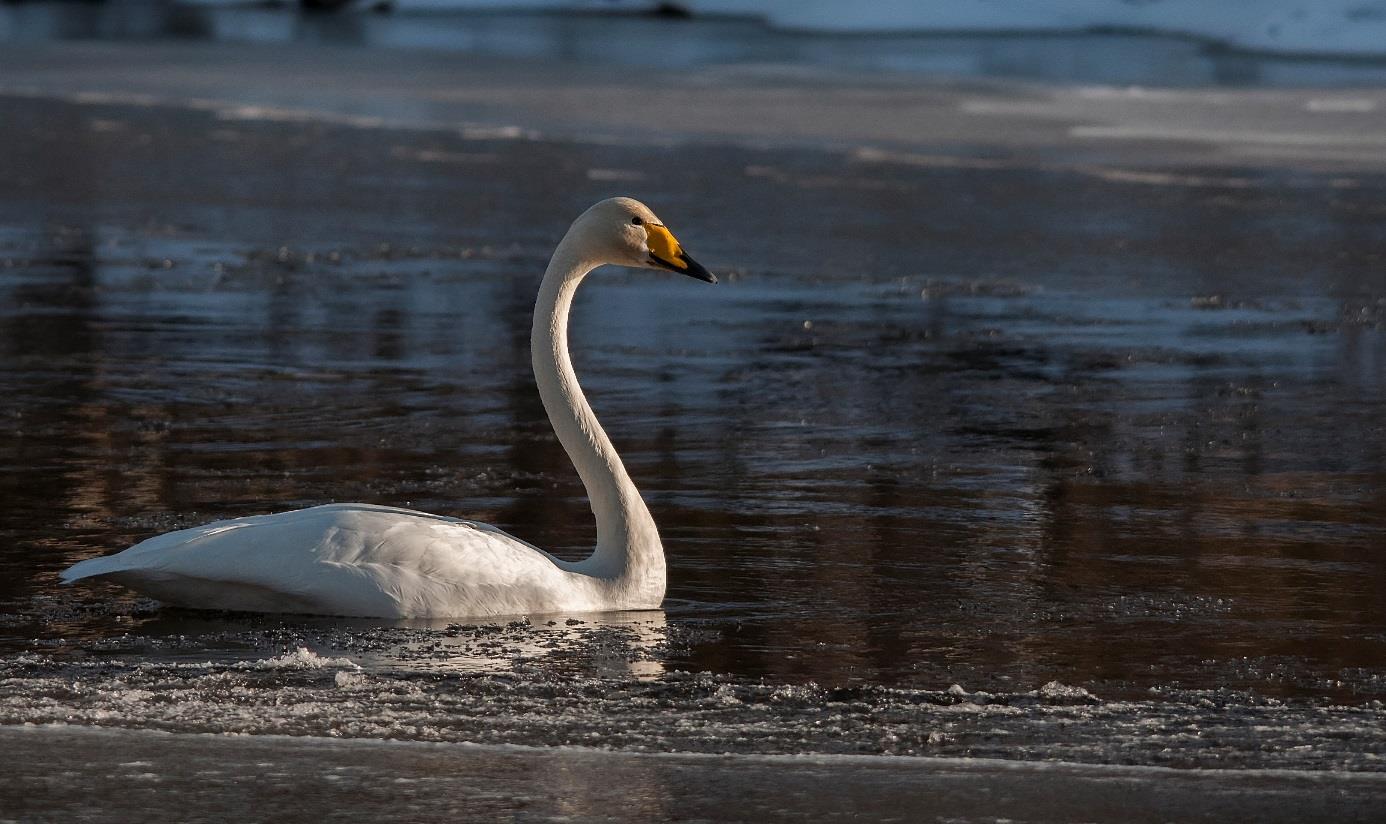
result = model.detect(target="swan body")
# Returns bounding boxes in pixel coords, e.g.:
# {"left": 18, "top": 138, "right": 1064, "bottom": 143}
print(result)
{"left": 61, "top": 198, "right": 717, "bottom": 618}
{"left": 62, "top": 504, "right": 627, "bottom": 617}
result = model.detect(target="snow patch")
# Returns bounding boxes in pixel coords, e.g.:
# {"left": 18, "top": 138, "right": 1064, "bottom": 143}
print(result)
{"left": 237, "top": 648, "right": 359, "bottom": 671}
{"left": 335, "top": 670, "right": 368, "bottom": 688}
{"left": 1037, "top": 681, "right": 1099, "bottom": 703}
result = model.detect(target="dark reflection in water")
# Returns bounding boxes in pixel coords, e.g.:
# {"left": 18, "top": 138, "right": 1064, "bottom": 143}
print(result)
{"left": 0, "top": 95, "right": 1385, "bottom": 705}
{"left": 6, "top": 0, "right": 1386, "bottom": 89}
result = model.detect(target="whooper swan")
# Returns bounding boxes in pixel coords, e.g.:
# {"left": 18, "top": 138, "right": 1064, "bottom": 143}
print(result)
{"left": 61, "top": 197, "right": 716, "bottom": 618}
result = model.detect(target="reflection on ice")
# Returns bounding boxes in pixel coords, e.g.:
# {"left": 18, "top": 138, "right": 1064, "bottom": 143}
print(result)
{"left": 32, "top": 606, "right": 675, "bottom": 681}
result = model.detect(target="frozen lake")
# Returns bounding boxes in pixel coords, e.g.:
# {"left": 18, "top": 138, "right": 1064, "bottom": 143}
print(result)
{"left": 1, "top": 13, "right": 1385, "bottom": 820}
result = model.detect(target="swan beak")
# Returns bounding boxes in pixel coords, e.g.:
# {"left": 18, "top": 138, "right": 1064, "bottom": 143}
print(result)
{"left": 646, "top": 223, "right": 718, "bottom": 284}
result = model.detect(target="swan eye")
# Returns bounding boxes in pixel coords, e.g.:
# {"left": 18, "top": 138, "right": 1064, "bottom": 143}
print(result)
{"left": 631, "top": 217, "right": 643, "bottom": 226}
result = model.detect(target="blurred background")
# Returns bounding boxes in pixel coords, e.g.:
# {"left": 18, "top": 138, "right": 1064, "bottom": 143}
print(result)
{"left": 2, "top": 0, "right": 1386, "bottom": 803}
{"left": 7, "top": 0, "right": 1386, "bottom": 85}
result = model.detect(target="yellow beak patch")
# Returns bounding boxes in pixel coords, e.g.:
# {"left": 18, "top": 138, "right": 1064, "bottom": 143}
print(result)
{"left": 645, "top": 223, "right": 688, "bottom": 270}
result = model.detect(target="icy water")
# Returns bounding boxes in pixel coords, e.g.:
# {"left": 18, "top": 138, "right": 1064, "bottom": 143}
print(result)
{"left": 1, "top": 81, "right": 1386, "bottom": 815}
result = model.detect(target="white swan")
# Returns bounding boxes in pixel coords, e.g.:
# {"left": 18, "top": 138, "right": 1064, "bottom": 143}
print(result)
{"left": 61, "top": 197, "right": 717, "bottom": 618}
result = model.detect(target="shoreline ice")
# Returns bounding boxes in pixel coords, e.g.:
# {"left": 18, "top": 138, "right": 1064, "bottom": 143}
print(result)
{"left": 11, "top": 722, "right": 1386, "bottom": 778}
{"left": 6, "top": 41, "right": 1386, "bottom": 174}
{"left": 5, "top": 724, "right": 1386, "bottom": 822}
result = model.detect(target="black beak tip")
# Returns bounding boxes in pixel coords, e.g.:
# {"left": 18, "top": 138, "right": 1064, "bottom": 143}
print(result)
{"left": 652, "top": 252, "right": 718, "bottom": 284}
{"left": 682, "top": 255, "right": 718, "bottom": 285}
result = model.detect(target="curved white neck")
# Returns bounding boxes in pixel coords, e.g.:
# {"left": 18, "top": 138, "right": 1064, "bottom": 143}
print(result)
{"left": 530, "top": 233, "right": 665, "bottom": 603}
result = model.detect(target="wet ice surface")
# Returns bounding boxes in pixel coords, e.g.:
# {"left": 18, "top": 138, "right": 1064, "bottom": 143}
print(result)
{"left": 1, "top": 91, "right": 1386, "bottom": 791}
{"left": 7, "top": 727, "right": 1385, "bottom": 824}
{"left": 4, "top": 626, "right": 1386, "bottom": 772}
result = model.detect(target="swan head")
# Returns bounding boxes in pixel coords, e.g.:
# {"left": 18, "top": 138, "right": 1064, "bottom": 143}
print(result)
{"left": 575, "top": 197, "right": 717, "bottom": 284}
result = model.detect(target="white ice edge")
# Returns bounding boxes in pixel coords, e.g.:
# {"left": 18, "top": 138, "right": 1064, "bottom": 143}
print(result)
{"left": 0, "top": 85, "right": 542, "bottom": 143}
{"left": 7, "top": 723, "right": 1386, "bottom": 781}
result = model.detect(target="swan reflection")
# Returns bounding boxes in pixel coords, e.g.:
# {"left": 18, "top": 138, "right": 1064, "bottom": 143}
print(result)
{"left": 352, "top": 610, "right": 669, "bottom": 680}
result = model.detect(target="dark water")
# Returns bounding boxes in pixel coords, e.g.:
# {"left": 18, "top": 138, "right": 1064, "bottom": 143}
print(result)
{"left": 7, "top": 0, "right": 1386, "bottom": 88}
{"left": 1, "top": 90, "right": 1385, "bottom": 786}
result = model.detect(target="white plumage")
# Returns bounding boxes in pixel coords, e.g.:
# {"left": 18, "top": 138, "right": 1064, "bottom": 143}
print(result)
{"left": 61, "top": 198, "right": 717, "bottom": 618}
{"left": 63, "top": 504, "right": 601, "bottom": 617}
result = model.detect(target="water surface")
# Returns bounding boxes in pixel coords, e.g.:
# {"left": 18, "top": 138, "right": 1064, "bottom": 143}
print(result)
{"left": 1, "top": 91, "right": 1385, "bottom": 783}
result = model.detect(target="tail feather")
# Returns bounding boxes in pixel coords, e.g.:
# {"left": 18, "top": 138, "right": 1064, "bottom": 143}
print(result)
{"left": 60, "top": 555, "right": 127, "bottom": 584}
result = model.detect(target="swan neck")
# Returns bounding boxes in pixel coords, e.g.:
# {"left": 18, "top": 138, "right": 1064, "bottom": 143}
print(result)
{"left": 530, "top": 235, "right": 663, "bottom": 599}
